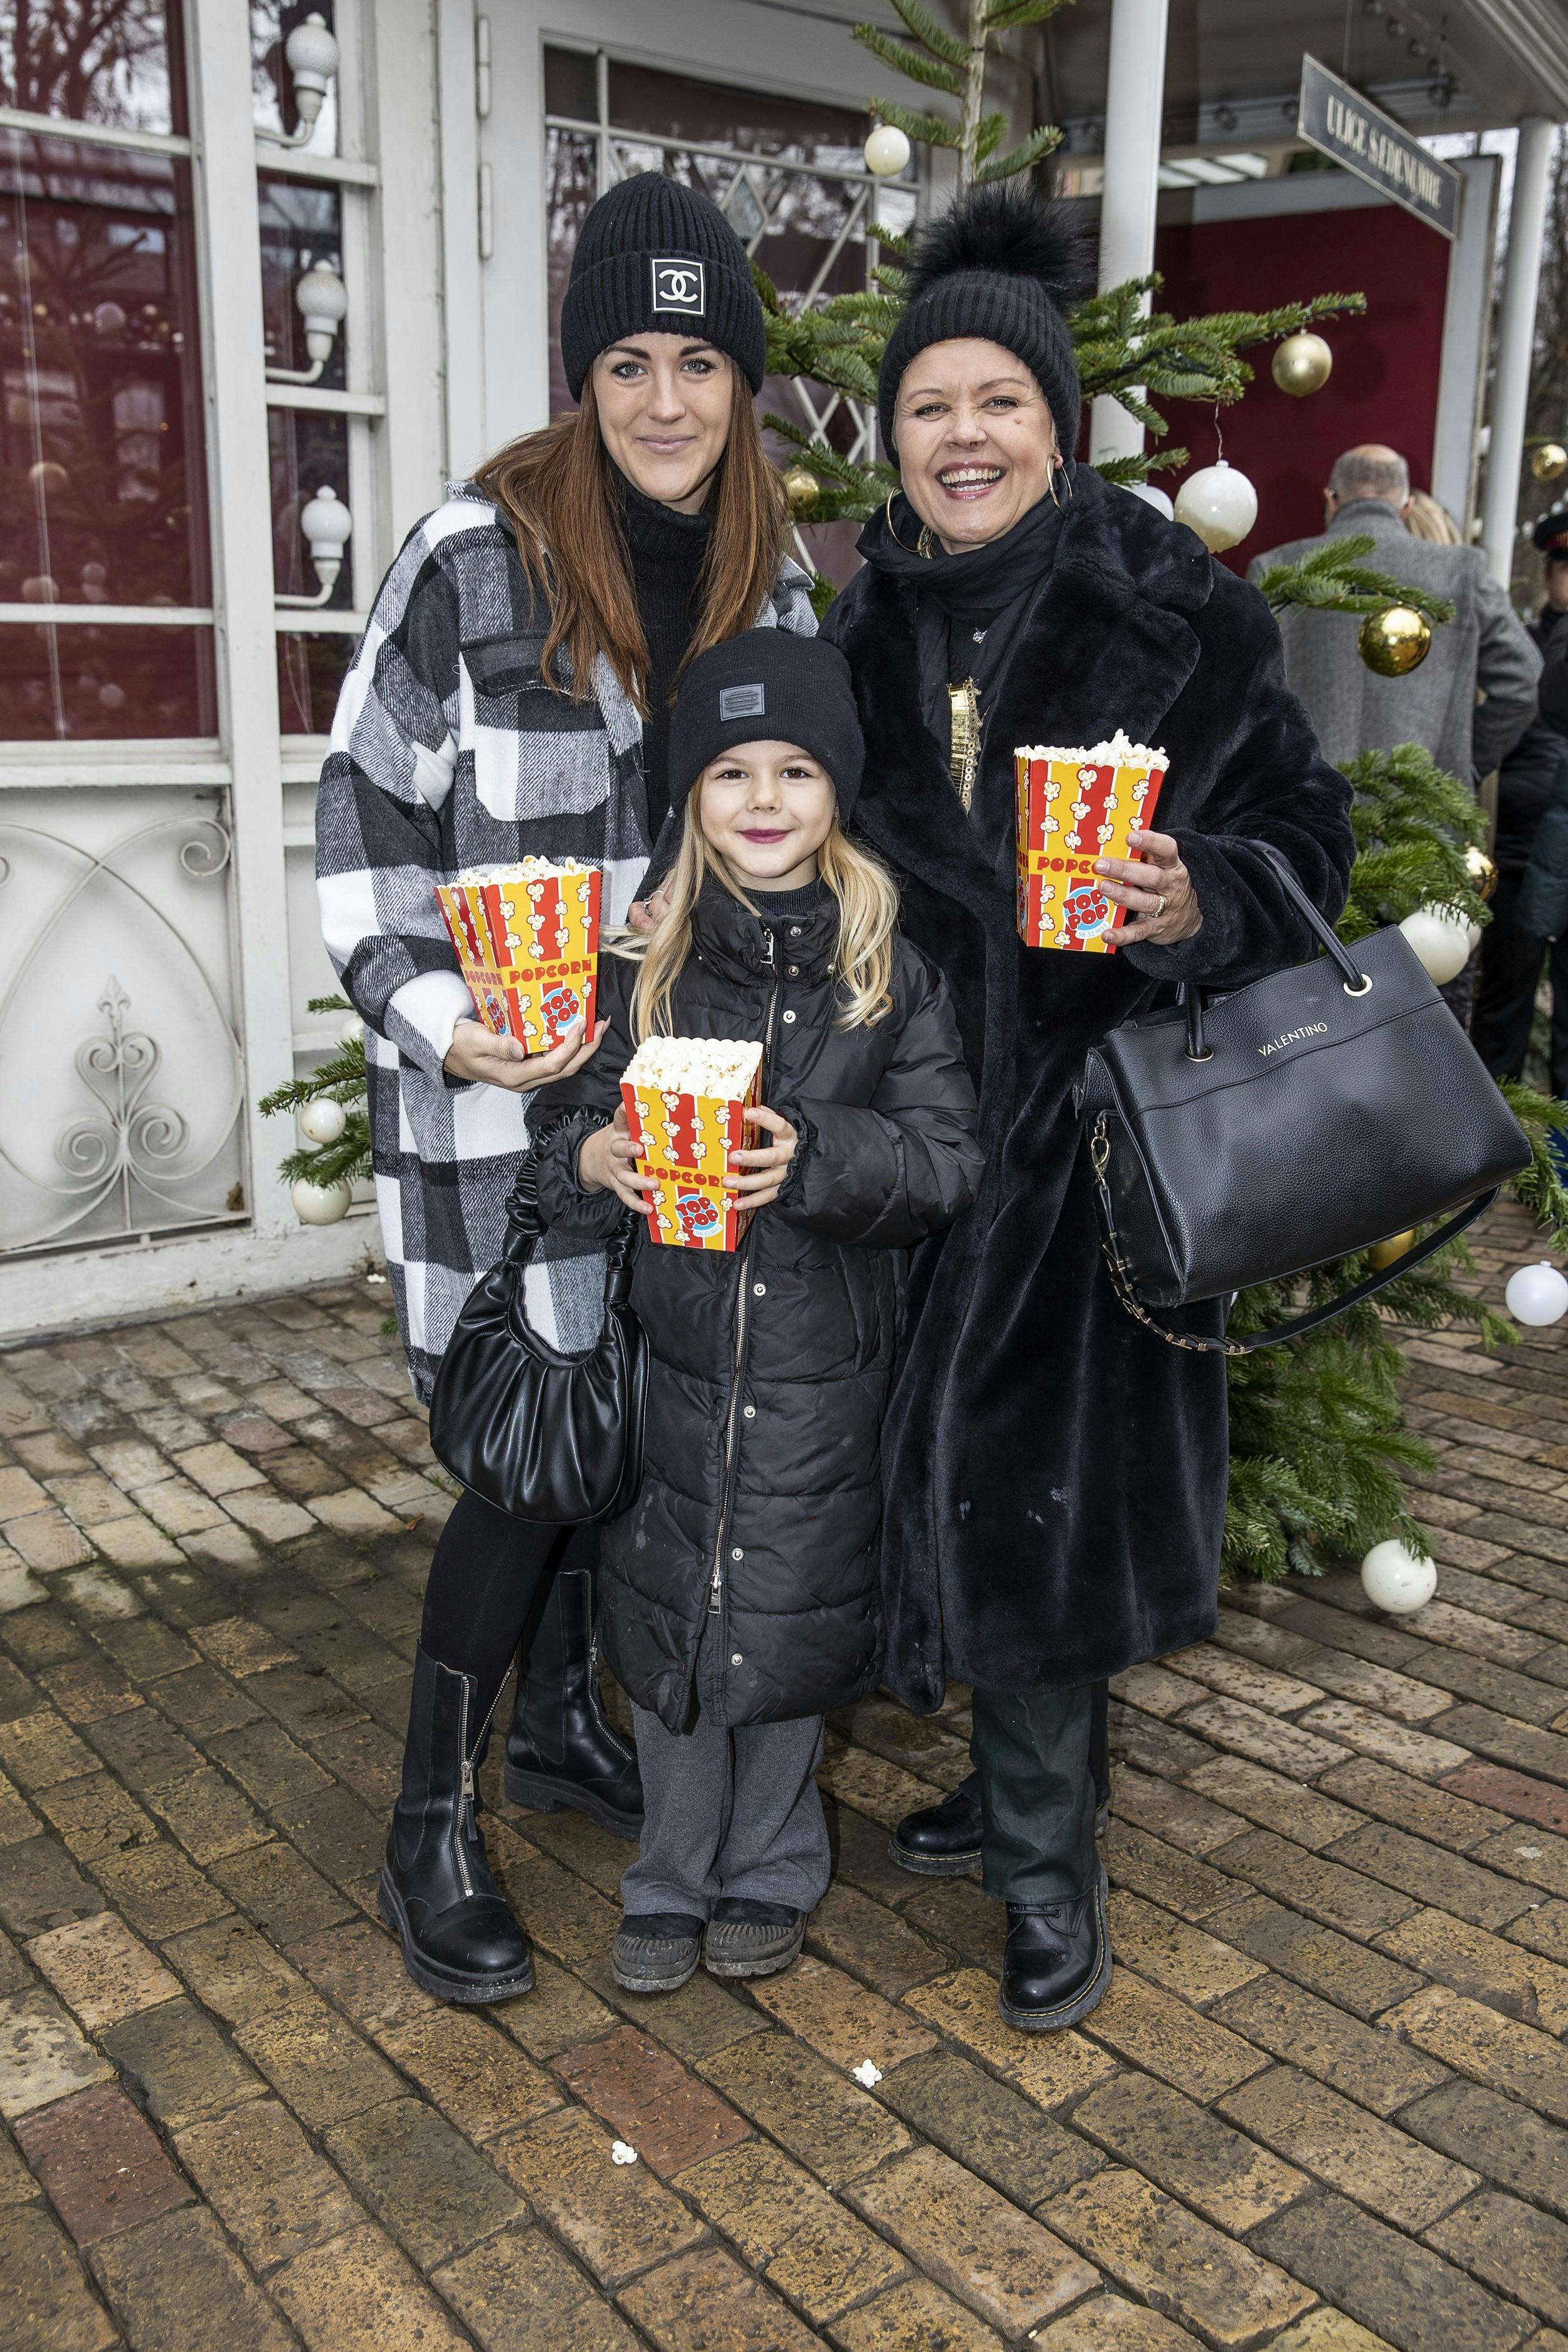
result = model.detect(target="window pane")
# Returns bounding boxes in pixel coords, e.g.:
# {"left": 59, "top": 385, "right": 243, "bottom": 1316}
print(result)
{"left": 269, "top": 408, "right": 352, "bottom": 607}
{"left": 1, "top": 0, "right": 183, "bottom": 137}
{"left": 0, "top": 132, "right": 208, "bottom": 610}
{"left": 545, "top": 126, "right": 597, "bottom": 416}
{"left": 258, "top": 172, "right": 344, "bottom": 388}
{"left": 544, "top": 45, "right": 596, "bottom": 125}
{"left": 277, "top": 630, "right": 351, "bottom": 735}
{"left": 251, "top": 2, "right": 337, "bottom": 154}
{"left": 0, "top": 618, "right": 214, "bottom": 737}
{"left": 607, "top": 61, "right": 865, "bottom": 167}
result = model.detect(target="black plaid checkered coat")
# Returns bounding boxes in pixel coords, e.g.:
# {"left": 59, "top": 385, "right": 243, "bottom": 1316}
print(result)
{"left": 315, "top": 482, "right": 816, "bottom": 1397}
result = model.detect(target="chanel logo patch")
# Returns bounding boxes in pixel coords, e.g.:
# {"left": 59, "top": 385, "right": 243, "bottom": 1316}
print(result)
{"left": 719, "top": 683, "right": 765, "bottom": 721}
{"left": 650, "top": 258, "right": 705, "bottom": 314}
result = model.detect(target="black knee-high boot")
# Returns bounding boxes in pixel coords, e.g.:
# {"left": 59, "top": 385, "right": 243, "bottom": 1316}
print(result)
{"left": 380, "top": 1646, "right": 534, "bottom": 2003}
{"left": 504, "top": 1565, "right": 643, "bottom": 1838}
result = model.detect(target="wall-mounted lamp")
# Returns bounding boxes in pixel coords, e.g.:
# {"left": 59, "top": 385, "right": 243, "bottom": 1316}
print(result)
{"left": 266, "top": 262, "right": 347, "bottom": 385}
{"left": 276, "top": 485, "right": 353, "bottom": 607}
{"left": 256, "top": 12, "right": 340, "bottom": 148}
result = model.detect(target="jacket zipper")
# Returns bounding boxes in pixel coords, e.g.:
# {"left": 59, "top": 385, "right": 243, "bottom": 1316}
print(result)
{"left": 709, "top": 927, "right": 783, "bottom": 1617}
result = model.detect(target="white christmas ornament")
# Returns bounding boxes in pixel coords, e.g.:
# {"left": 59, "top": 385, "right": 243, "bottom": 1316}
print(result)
{"left": 1505, "top": 1261, "right": 1568, "bottom": 1326}
{"left": 863, "top": 123, "right": 912, "bottom": 177}
{"left": 1173, "top": 461, "right": 1258, "bottom": 553}
{"left": 298, "top": 1096, "right": 347, "bottom": 1146}
{"left": 1124, "top": 481, "right": 1175, "bottom": 520}
{"left": 291, "top": 1176, "right": 352, "bottom": 1225}
{"left": 1360, "top": 1539, "right": 1437, "bottom": 1615}
{"left": 1397, "top": 905, "right": 1470, "bottom": 986}
{"left": 338, "top": 1012, "right": 365, "bottom": 1046}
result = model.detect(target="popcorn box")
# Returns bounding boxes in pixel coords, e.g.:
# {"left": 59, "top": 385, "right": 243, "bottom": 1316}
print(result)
{"left": 434, "top": 859, "right": 602, "bottom": 1052}
{"left": 621, "top": 1037, "right": 765, "bottom": 1253}
{"left": 1014, "top": 730, "right": 1167, "bottom": 953}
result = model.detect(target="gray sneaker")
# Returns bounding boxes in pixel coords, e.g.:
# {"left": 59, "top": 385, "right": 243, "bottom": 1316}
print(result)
{"left": 703, "top": 1898, "right": 805, "bottom": 1979}
{"left": 612, "top": 1913, "right": 702, "bottom": 1993}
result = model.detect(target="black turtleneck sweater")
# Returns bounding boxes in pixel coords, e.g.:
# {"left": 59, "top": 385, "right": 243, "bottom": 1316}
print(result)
{"left": 617, "top": 473, "right": 712, "bottom": 843}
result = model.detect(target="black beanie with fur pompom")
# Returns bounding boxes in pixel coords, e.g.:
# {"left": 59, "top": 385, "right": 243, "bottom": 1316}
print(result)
{"left": 877, "top": 185, "right": 1094, "bottom": 455}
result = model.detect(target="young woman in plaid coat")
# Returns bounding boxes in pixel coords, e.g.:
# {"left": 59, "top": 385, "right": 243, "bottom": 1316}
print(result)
{"left": 315, "top": 174, "right": 815, "bottom": 2003}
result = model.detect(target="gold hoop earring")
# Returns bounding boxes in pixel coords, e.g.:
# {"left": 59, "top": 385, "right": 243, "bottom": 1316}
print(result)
{"left": 1046, "top": 466, "right": 1060, "bottom": 511}
{"left": 884, "top": 490, "right": 934, "bottom": 558}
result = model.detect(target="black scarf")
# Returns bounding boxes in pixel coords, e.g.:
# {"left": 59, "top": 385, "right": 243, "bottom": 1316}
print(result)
{"left": 616, "top": 469, "right": 712, "bottom": 842}
{"left": 856, "top": 470, "right": 1070, "bottom": 758}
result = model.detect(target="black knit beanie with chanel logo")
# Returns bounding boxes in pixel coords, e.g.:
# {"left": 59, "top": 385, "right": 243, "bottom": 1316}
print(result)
{"left": 560, "top": 171, "right": 768, "bottom": 400}
{"left": 668, "top": 633, "right": 865, "bottom": 821}
{"left": 877, "top": 184, "right": 1094, "bottom": 457}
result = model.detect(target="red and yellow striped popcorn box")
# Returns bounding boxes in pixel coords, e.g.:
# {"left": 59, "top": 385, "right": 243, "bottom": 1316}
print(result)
{"left": 1014, "top": 732, "right": 1167, "bottom": 953}
{"left": 434, "top": 858, "right": 602, "bottom": 1052}
{"left": 621, "top": 1037, "right": 766, "bottom": 1252}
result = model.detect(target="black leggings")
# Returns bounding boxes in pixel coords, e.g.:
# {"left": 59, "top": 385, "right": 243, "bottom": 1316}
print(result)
{"left": 419, "top": 1488, "right": 600, "bottom": 1718}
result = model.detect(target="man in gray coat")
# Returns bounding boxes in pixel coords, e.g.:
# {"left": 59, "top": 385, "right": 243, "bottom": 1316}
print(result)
{"left": 1247, "top": 445, "right": 1540, "bottom": 788}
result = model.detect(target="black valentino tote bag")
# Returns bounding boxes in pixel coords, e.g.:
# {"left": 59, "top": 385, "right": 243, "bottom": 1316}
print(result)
{"left": 429, "top": 1150, "right": 647, "bottom": 1521}
{"left": 1075, "top": 844, "right": 1532, "bottom": 1356}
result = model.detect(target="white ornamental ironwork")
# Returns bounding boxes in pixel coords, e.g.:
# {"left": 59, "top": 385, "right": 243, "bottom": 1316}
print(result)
{"left": 0, "top": 814, "right": 245, "bottom": 1255}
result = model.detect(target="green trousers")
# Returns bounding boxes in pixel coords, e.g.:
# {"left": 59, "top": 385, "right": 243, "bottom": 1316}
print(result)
{"left": 969, "top": 1682, "right": 1099, "bottom": 1905}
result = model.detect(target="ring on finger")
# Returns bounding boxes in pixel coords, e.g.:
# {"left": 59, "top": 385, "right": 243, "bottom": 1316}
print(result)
{"left": 1153, "top": 893, "right": 1167, "bottom": 918}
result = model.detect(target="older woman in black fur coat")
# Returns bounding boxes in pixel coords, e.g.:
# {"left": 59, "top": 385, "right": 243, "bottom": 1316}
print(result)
{"left": 819, "top": 187, "right": 1356, "bottom": 2033}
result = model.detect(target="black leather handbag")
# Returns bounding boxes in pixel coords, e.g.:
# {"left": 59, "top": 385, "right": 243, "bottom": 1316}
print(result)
{"left": 1075, "top": 844, "right": 1532, "bottom": 1356}
{"left": 428, "top": 1150, "right": 647, "bottom": 1520}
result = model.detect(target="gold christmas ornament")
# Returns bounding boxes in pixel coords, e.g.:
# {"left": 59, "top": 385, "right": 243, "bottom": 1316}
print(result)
{"left": 1271, "top": 330, "right": 1333, "bottom": 398}
{"left": 1358, "top": 604, "right": 1431, "bottom": 676}
{"left": 1531, "top": 442, "right": 1568, "bottom": 483}
{"left": 782, "top": 464, "right": 819, "bottom": 514}
{"left": 1465, "top": 844, "right": 1499, "bottom": 902}
{"left": 1368, "top": 1230, "right": 1417, "bottom": 1268}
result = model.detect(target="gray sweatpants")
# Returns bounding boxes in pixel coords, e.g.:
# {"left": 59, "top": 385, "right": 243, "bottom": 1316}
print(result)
{"left": 621, "top": 1701, "right": 831, "bottom": 1920}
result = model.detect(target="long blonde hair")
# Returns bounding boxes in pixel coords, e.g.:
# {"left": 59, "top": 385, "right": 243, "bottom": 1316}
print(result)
{"left": 610, "top": 784, "right": 900, "bottom": 1040}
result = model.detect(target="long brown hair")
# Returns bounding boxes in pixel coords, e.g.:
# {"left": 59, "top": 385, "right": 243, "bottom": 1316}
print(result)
{"left": 472, "top": 369, "right": 790, "bottom": 711}
{"left": 607, "top": 778, "right": 900, "bottom": 1041}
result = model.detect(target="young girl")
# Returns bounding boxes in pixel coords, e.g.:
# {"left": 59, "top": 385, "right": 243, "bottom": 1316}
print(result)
{"left": 532, "top": 629, "right": 982, "bottom": 1991}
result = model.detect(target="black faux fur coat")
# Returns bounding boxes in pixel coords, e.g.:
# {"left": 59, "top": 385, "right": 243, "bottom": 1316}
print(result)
{"left": 821, "top": 467, "right": 1355, "bottom": 1708}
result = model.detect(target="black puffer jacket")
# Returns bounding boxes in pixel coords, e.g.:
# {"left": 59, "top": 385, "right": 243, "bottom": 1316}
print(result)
{"left": 533, "top": 882, "right": 982, "bottom": 1732}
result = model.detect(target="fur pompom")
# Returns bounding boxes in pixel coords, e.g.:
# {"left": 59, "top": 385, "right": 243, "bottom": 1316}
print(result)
{"left": 906, "top": 184, "right": 1094, "bottom": 310}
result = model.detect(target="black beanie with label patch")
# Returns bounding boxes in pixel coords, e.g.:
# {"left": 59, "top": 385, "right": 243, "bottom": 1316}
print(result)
{"left": 669, "top": 633, "right": 864, "bottom": 821}
{"left": 560, "top": 172, "right": 767, "bottom": 399}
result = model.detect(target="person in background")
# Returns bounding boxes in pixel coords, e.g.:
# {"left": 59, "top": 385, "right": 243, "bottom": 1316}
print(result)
{"left": 1249, "top": 445, "right": 1541, "bottom": 1023}
{"left": 1472, "top": 511, "right": 1568, "bottom": 1096}
{"left": 316, "top": 174, "right": 816, "bottom": 2004}
{"left": 1405, "top": 489, "right": 1462, "bottom": 544}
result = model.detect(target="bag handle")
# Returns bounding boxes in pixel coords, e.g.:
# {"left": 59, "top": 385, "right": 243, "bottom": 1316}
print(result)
{"left": 1178, "top": 846, "right": 1372, "bottom": 1066}
{"left": 503, "top": 1132, "right": 640, "bottom": 1291}
{"left": 1088, "top": 1116, "right": 1495, "bottom": 1355}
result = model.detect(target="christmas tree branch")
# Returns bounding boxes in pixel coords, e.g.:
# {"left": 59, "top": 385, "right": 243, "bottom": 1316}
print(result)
{"left": 1258, "top": 536, "right": 1457, "bottom": 626}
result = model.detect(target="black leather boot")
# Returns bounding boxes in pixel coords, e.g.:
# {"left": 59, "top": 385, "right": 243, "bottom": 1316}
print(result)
{"left": 998, "top": 1865, "right": 1111, "bottom": 2032}
{"left": 890, "top": 1727, "right": 1112, "bottom": 1880}
{"left": 379, "top": 1646, "right": 534, "bottom": 2004}
{"left": 503, "top": 1566, "right": 643, "bottom": 1839}
{"left": 889, "top": 1780, "right": 984, "bottom": 1877}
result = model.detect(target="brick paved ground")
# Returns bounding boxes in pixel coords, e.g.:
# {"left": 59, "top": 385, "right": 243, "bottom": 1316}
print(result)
{"left": 2, "top": 1199, "right": 1568, "bottom": 2351}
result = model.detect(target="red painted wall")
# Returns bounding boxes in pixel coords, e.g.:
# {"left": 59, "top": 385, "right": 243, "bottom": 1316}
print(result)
{"left": 1151, "top": 200, "right": 1453, "bottom": 571}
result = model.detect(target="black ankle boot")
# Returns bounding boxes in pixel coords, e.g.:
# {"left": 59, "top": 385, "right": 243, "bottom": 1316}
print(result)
{"left": 889, "top": 1780, "right": 984, "bottom": 1877}
{"left": 998, "top": 1866, "right": 1111, "bottom": 2032}
{"left": 504, "top": 1566, "right": 643, "bottom": 1839}
{"left": 379, "top": 1646, "right": 534, "bottom": 2004}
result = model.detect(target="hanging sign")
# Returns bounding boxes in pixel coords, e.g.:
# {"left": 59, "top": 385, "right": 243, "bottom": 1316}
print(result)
{"left": 1296, "top": 56, "right": 1461, "bottom": 240}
